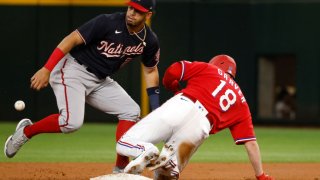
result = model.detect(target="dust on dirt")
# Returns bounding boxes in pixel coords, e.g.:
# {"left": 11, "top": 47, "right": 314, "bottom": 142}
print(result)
{"left": 0, "top": 162, "right": 319, "bottom": 180}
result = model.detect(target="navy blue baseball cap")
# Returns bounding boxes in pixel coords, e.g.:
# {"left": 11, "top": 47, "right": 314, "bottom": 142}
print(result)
{"left": 128, "top": 0, "right": 156, "bottom": 13}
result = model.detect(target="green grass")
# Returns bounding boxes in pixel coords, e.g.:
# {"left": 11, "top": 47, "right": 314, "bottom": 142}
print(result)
{"left": 194, "top": 127, "right": 320, "bottom": 162}
{"left": 1, "top": 122, "right": 320, "bottom": 162}
{"left": 0, "top": 123, "right": 117, "bottom": 162}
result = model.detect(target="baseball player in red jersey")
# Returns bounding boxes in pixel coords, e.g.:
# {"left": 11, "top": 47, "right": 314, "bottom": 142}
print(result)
{"left": 116, "top": 55, "right": 274, "bottom": 180}
{"left": 4, "top": 0, "right": 160, "bottom": 173}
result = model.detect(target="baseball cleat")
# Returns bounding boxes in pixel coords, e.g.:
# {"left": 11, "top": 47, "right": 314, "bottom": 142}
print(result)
{"left": 112, "top": 166, "right": 124, "bottom": 174}
{"left": 4, "top": 118, "right": 32, "bottom": 158}
{"left": 148, "top": 144, "right": 176, "bottom": 171}
{"left": 124, "top": 147, "right": 159, "bottom": 174}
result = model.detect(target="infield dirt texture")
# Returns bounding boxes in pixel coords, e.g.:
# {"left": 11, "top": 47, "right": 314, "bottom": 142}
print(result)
{"left": 0, "top": 162, "right": 319, "bottom": 179}
{"left": 1, "top": 123, "right": 319, "bottom": 179}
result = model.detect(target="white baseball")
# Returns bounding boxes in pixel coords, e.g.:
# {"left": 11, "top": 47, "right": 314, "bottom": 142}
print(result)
{"left": 14, "top": 100, "right": 25, "bottom": 111}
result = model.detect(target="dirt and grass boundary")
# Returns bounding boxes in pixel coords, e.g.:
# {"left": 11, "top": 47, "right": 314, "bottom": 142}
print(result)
{"left": 1, "top": 162, "right": 319, "bottom": 180}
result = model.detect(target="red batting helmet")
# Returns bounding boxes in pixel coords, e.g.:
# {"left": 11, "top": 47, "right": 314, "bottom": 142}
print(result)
{"left": 209, "top": 54, "right": 237, "bottom": 78}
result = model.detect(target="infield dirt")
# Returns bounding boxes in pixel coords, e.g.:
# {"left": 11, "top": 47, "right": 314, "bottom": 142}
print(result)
{"left": 0, "top": 162, "right": 319, "bottom": 180}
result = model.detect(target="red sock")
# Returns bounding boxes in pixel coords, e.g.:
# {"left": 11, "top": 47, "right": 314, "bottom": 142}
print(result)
{"left": 24, "top": 114, "right": 62, "bottom": 139}
{"left": 115, "top": 120, "right": 136, "bottom": 168}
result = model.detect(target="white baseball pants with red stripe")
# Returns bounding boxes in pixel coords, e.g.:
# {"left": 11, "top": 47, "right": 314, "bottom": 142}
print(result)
{"left": 117, "top": 93, "right": 212, "bottom": 178}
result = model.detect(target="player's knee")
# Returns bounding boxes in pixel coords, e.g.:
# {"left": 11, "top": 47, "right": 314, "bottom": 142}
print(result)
{"left": 118, "top": 103, "right": 140, "bottom": 122}
{"left": 65, "top": 122, "right": 83, "bottom": 133}
{"left": 59, "top": 114, "right": 84, "bottom": 133}
{"left": 116, "top": 143, "right": 125, "bottom": 156}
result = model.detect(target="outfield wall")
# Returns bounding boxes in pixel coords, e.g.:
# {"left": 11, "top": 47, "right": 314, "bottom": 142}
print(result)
{"left": 0, "top": 1, "right": 319, "bottom": 124}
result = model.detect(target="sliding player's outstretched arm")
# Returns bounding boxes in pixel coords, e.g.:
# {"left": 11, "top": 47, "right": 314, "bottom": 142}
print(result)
{"left": 244, "top": 141, "right": 274, "bottom": 180}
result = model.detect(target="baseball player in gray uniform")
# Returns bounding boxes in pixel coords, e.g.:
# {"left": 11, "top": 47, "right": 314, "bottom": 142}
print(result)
{"left": 4, "top": 0, "right": 159, "bottom": 173}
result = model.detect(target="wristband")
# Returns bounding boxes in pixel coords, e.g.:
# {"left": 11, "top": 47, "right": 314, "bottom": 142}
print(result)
{"left": 147, "top": 86, "right": 160, "bottom": 111}
{"left": 44, "top": 48, "right": 65, "bottom": 71}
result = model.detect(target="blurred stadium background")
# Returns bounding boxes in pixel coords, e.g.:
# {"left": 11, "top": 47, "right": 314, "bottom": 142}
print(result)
{"left": 0, "top": 0, "right": 319, "bottom": 126}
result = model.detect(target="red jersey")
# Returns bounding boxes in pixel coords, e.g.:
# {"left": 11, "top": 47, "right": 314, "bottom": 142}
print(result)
{"left": 162, "top": 61, "right": 256, "bottom": 144}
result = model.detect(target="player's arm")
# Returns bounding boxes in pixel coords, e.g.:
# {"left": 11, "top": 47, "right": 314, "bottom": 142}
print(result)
{"left": 162, "top": 61, "right": 183, "bottom": 93}
{"left": 30, "top": 31, "right": 84, "bottom": 91}
{"left": 57, "top": 30, "right": 84, "bottom": 54}
{"left": 229, "top": 116, "right": 273, "bottom": 180}
{"left": 142, "top": 65, "right": 160, "bottom": 111}
{"left": 244, "top": 141, "right": 274, "bottom": 180}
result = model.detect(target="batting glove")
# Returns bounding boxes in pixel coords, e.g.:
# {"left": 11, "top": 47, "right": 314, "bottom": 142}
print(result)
{"left": 256, "top": 172, "right": 274, "bottom": 180}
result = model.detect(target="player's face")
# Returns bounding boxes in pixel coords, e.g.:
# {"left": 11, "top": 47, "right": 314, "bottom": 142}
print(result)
{"left": 126, "top": 6, "right": 152, "bottom": 27}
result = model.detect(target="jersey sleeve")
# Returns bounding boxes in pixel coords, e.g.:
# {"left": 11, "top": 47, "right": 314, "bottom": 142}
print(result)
{"left": 229, "top": 116, "right": 256, "bottom": 145}
{"left": 141, "top": 32, "right": 160, "bottom": 68}
{"left": 76, "top": 14, "right": 112, "bottom": 45}
{"left": 162, "top": 61, "right": 183, "bottom": 92}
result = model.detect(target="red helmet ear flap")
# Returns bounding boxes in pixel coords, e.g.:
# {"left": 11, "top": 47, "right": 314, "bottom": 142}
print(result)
{"left": 209, "top": 54, "right": 237, "bottom": 78}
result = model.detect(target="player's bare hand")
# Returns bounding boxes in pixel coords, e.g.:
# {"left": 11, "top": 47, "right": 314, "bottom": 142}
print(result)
{"left": 30, "top": 67, "right": 51, "bottom": 91}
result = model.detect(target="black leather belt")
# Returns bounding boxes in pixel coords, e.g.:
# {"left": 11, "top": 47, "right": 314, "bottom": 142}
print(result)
{"left": 74, "top": 59, "right": 94, "bottom": 74}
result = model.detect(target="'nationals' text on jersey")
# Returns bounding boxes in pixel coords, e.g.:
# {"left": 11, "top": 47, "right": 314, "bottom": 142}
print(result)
{"left": 163, "top": 61, "right": 256, "bottom": 144}
{"left": 70, "top": 13, "right": 160, "bottom": 79}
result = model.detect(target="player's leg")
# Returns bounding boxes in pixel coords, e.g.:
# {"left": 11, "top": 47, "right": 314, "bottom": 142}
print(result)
{"left": 172, "top": 115, "right": 210, "bottom": 171}
{"left": 153, "top": 155, "right": 180, "bottom": 180}
{"left": 117, "top": 132, "right": 160, "bottom": 175}
{"left": 28, "top": 56, "right": 87, "bottom": 134}
{"left": 116, "top": 93, "right": 190, "bottom": 157}
{"left": 152, "top": 95, "right": 212, "bottom": 179}
{"left": 153, "top": 129, "right": 209, "bottom": 179}
{"left": 86, "top": 77, "right": 140, "bottom": 172}
{"left": 4, "top": 56, "right": 87, "bottom": 158}
{"left": 115, "top": 102, "right": 174, "bottom": 174}
{"left": 117, "top": 97, "right": 183, "bottom": 147}
{"left": 117, "top": 94, "right": 199, "bottom": 174}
